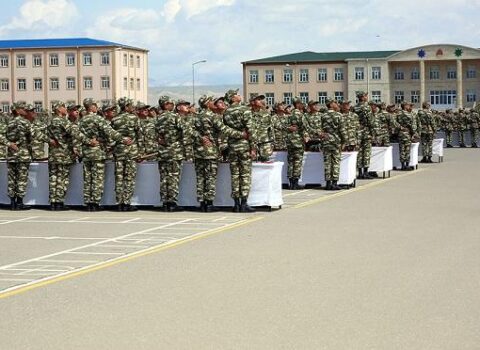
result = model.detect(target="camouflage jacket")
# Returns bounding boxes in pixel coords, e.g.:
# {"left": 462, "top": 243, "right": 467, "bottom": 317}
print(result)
{"left": 253, "top": 108, "right": 275, "bottom": 146}
{"left": 111, "top": 112, "right": 142, "bottom": 160}
{"left": 321, "top": 110, "right": 347, "bottom": 150}
{"left": 354, "top": 102, "right": 377, "bottom": 140}
{"left": 303, "top": 112, "right": 323, "bottom": 143}
{"left": 48, "top": 115, "right": 85, "bottom": 164}
{"left": 417, "top": 109, "right": 436, "bottom": 134}
{"left": 285, "top": 109, "right": 307, "bottom": 150}
{"left": 6, "top": 115, "right": 32, "bottom": 162}
{"left": 343, "top": 111, "right": 360, "bottom": 147}
{"left": 223, "top": 103, "right": 256, "bottom": 153}
{"left": 194, "top": 110, "right": 244, "bottom": 160}
{"left": 31, "top": 118, "right": 48, "bottom": 160}
{"left": 155, "top": 111, "right": 192, "bottom": 161}
{"left": 79, "top": 112, "right": 124, "bottom": 161}
{"left": 0, "top": 114, "right": 8, "bottom": 158}
{"left": 469, "top": 111, "right": 480, "bottom": 129}
{"left": 272, "top": 113, "right": 288, "bottom": 150}
{"left": 396, "top": 111, "right": 415, "bottom": 139}
{"left": 181, "top": 114, "right": 195, "bottom": 161}
{"left": 139, "top": 117, "right": 158, "bottom": 159}
{"left": 377, "top": 111, "right": 398, "bottom": 139}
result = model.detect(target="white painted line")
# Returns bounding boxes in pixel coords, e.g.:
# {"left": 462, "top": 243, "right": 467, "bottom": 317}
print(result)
{"left": 67, "top": 252, "right": 123, "bottom": 256}
{"left": 67, "top": 217, "right": 90, "bottom": 222}
{"left": 212, "top": 216, "right": 227, "bottom": 222}
{"left": 100, "top": 244, "right": 149, "bottom": 249}
{"left": 0, "top": 278, "right": 33, "bottom": 282}
{"left": 282, "top": 190, "right": 310, "bottom": 197}
{"left": 0, "top": 216, "right": 38, "bottom": 225}
{"left": 122, "top": 218, "right": 141, "bottom": 223}
{"left": 40, "top": 259, "right": 99, "bottom": 264}
{"left": 0, "top": 236, "right": 109, "bottom": 241}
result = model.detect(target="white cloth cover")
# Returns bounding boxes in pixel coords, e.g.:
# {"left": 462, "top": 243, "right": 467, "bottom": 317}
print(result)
{"left": 369, "top": 147, "right": 393, "bottom": 172}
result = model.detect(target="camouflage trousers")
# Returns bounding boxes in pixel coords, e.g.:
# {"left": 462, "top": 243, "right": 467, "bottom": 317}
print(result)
{"left": 458, "top": 130, "right": 466, "bottom": 145}
{"left": 323, "top": 147, "right": 341, "bottom": 181}
{"left": 158, "top": 160, "right": 182, "bottom": 203}
{"left": 357, "top": 137, "right": 372, "bottom": 168}
{"left": 31, "top": 141, "right": 47, "bottom": 160}
{"left": 115, "top": 159, "right": 137, "bottom": 205}
{"left": 83, "top": 161, "right": 106, "bottom": 205}
{"left": 470, "top": 129, "right": 478, "bottom": 146}
{"left": 194, "top": 159, "right": 218, "bottom": 202}
{"left": 421, "top": 133, "right": 434, "bottom": 157}
{"left": 7, "top": 162, "right": 30, "bottom": 198}
{"left": 49, "top": 163, "right": 71, "bottom": 203}
{"left": 445, "top": 130, "right": 452, "bottom": 145}
{"left": 399, "top": 137, "right": 412, "bottom": 163}
{"left": 0, "top": 146, "right": 7, "bottom": 159}
{"left": 228, "top": 150, "right": 252, "bottom": 199}
{"left": 287, "top": 147, "right": 304, "bottom": 178}
{"left": 257, "top": 142, "right": 273, "bottom": 162}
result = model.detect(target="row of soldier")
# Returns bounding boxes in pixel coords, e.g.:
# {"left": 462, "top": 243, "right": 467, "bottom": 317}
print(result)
{"left": 0, "top": 90, "right": 473, "bottom": 212}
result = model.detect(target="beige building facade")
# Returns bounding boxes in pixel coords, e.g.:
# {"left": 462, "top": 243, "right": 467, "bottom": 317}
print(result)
{"left": 0, "top": 38, "right": 148, "bottom": 113}
{"left": 242, "top": 44, "right": 480, "bottom": 110}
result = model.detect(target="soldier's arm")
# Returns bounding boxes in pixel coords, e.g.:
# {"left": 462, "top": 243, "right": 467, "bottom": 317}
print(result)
{"left": 213, "top": 117, "right": 244, "bottom": 139}
{"left": 243, "top": 110, "right": 257, "bottom": 150}
{"left": 100, "top": 117, "right": 127, "bottom": 144}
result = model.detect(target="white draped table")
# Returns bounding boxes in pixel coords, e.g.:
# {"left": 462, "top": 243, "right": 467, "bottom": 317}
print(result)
{"left": 392, "top": 143, "right": 420, "bottom": 170}
{"left": 0, "top": 161, "right": 284, "bottom": 209}
{"left": 369, "top": 146, "right": 393, "bottom": 178}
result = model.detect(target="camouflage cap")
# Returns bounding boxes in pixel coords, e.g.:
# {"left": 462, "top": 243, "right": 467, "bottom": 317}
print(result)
{"left": 11, "top": 101, "right": 27, "bottom": 110}
{"left": 176, "top": 99, "right": 191, "bottom": 106}
{"left": 224, "top": 89, "right": 239, "bottom": 103}
{"left": 117, "top": 97, "right": 134, "bottom": 108}
{"left": 325, "top": 97, "right": 336, "bottom": 105}
{"left": 102, "top": 101, "right": 117, "bottom": 112}
{"left": 67, "top": 102, "right": 81, "bottom": 111}
{"left": 273, "top": 101, "right": 285, "bottom": 110}
{"left": 158, "top": 95, "right": 174, "bottom": 107}
{"left": 368, "top": 100, "right": 377, "bottom": 105}
{"left": 51, "top": 101, "right": 66, "bottom": 111}
{"left": 249, "top": 93, "right": 265, "bottom": 102}
{"left": 356, "top": 90, "right": 368, "bottom": 97}
{"left": 198, "top": 95, "right": 213, "bottom": 108}
{"left": 25, "top": 103, "right": 35, "bottom": 111}
{"left": 136, "top": 101, "right": 150, "bottom": 110}
{"left": 292, "top": 97, "right": 303, "bottom": 105}
{"left": 214, "top": 96, "right": 225, "bottom": 105}
{"left": 83, "top": 98, "right": 98, "bottom": 109}
{"left": 340, "top": 99, "right": 352, "bottom": 104}
{"left": 307, "top": 100, "right": 319, "bottom": 106}
{"left": 401, "top": 100, "right": 412, "bottom": 107}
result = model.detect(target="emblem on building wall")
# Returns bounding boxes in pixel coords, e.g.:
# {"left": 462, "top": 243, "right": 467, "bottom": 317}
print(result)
{"left": 417, "top": 49, "right": 426, "bottom": 58}
{"left": 436, "top": 49, "right": 443, "bottom": 57}
{"left": 454, "top": 48, "right": 463, "bottom": 57}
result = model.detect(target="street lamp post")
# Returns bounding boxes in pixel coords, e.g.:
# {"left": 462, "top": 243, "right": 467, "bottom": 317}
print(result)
{"left": 192, "top": 60, "right": 207, "bottom": 104}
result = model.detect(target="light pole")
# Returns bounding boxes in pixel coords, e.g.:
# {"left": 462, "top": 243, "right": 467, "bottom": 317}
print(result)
{"left": 192, "top": 60, "right": 207, "bottom": 104}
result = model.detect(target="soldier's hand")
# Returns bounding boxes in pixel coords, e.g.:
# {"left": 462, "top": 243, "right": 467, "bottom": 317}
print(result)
{"left": 49, "top": 139, "right": 59, "bottom": 147}
{"left": 242, "top": 131, "right": 249, "bottom": 140}
{"left": 8, "top": 142, "right": 18, "bottom": 152}
{"left": 250, "top": 149, "right": 257, "bottom": 160}
{"left": 288, "top": 125, "right": 298, "bottom": 132}
{"left": 158, "top": 137, "right": 166, "bottom": 145}
{"left": 319, "top": 132, "right": 329, "bottom": 141}
{"left": 89, "top": 139, "right": 99, "bottom": 147}
{"left": 73, "top": 148, "right": 80, "bottom": 157}
{"left": 304, "top": 136, "right": 310, "bottom": 143}
{"left": 201, "top": 136, "right": 213, "bottom": 147}
{"left": 123, "top": 137, "right": 133, "bottom": 145}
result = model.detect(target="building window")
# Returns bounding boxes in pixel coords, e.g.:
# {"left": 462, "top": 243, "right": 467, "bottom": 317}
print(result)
{"left": 265, "top": 70, "right": 274, "bottom": 83}
{"left": 429, "top": 66, "right": 440, "bottom": 80}
{"left": 299, "top": 92, "right": 309, "bottom": 104}
{"left": 0, "top": 55, "right": 8, "bottom": 68}
{"left": 467, "top": 90, "right": 476, "bottom": 102}
{"left": 249, "top": 70, "right": 258, "bottom": 84}
{"left": 394, "top": 91, "right": 404, "bottom": 104}
{"left": 1, "top": 102, "right": 9, "bottom": 113}
{"left": 50, "top": 77, "right": 59, "bottom": 90}
{"left": 101, "top": 52, "right": 110, "bottom": 65}
{"left": 33, "top": 101, "right": 43, "bottom": 112}
{"left": 371, "top": 91, "right": 381, "bottom": 103}
{"left": 411, "top": 90, "right": 420, "bottom": 104}
{"left": 371, "top": 66, "right": 381, "bottom": 80}
{"left": 317, "top": 68, "right": 327, "bottom": 82}
{"left": 283, "top": 92, "right": 292, "bottom": 105}
{"left": 123, "top": 77, "right": 128, "bottom": 90}
{"left": 355, "top": 67, "right": 364, "bottom": 80}
{"left": 33, "top": 78, "right": 42, "bottom": 91}
{"left": 265, "top": 93, "right": 274, "bottom": 107}
{"left": 248, "top": 93, "right": 257, "bottom": 101}
{"left": 447, "top": 67, "right": 457, "bottom": 79}
{"left": 49, "top": 54, "right": 59, "bottom": 67}
{"left": 136, "top": 55, "right": 140, "bottom": 68}
{"left": 334, "top": 68, "right": 344, "bottom": 81}
{"left": 394, "top": 68, "right": 404, "bottom": 80}
{"left": 66, "top": 77, "right": 76, "bottom": 90}
{"left": 130, "top": 78, "right": 134, "bottom": 90}
{"left": 334, "top": 91, "right": 344, "bottom": 102}
{"left": 101, "top": 76, "right": 110, "bottom": 89}
{"left": 17, "top": 55, "right": 26, "bottom": 68}
{"left": 129, "top": 54, "right": 134, "bottom": 68}
{"left": 83, "top": 77, "right": 93, "bottom": 90}
{"left": 466, "top": 66, "right": 476, "bottom": 79}
{"left": 136, "top": 78, "right": 141, "bottom": 91}
{"left": 283, "top": 69, "right": 292, "bottom": 83}
{"left": 0, "top": 79, "right": 9, "bottom": 91}
{"left": 123, "top": 54, "right": 127, "bottom": 66}
{"left": 83, "top": 53, "right": 92, "bottom": 66}
{"left": 299, "top": 69, "right": 309, "bottom": 83}
{"left": 17, "top": 78, "right": 26, "bottom": 91}
{"left": 33, "top": 54, "right": 42, "bottom": 67}
{"left": 411, "top": 67, "right": 420, "bottom": 80}
{"left": 318, "top": 92, "right": 327, "bottom": 104}
{"left": 66, "top": 53, "right": 75, "bottom": 66}
{"left": 430, "top": 90, "right": 456, "bottom": 105}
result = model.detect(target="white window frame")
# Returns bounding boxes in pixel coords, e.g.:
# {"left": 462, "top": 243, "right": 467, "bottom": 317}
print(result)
{"left": 136, "top": 55, "right": 140, "bottom": 68}
{"left": 411, "top": 67, "right": 420, "bottom": 80}
{"left": 83, "top": 52, "right": 92, "bottom": 66}
{"left": 265, "top": 93, "right": 275, "bottom": 107}
{"left": 50, "top": 77, "right": 59, "bottom": 90}
{"left": 1, "top": 102, "right": 10, "bottom": 113}
{"left": 283, "top": 69, "right": 293, "bottom": 83}
{"left": 265, "top": 70, "right": 274, "bottom": 83}
{"left": 101, "top": 76, "right": 110, "bottom": 89}
{"left": 411, "top": 90, "right": 420, "bottom": 104}
{"left": 283, "top": 92, "right": 292, "bottom": 105}
{"left": 17, "top": 54, "right": 26, "bottom": 68}
{"left": 371, "top": 91, "right": 381, "bottom": 103}
{"left": 129, "top": 54, "right": 134, "bottom": 68}
{"left": 334, "top": 91, "right": 344, "bottom": 102}
{"left": 17, "top": 78, "right": 26, "bottom": 91}
{"left": 318, "top": 92, "right": 327, "bottom": 104}
{"left": 466, "top": 66, "right": 476, "bottom": 79}
{"left": 130, "top": 78, "right": 134, "bottom": 90}
{"left": 0, "top": 55, "right": 8, "bottom": 68}
{"left": 33, "top": 78, "right": 42, "bottom": 91}
{"left": 33, "top": 54, "right": 42, "bottom": 67}
{"left": 299, "top": 92, "right": 309, "bottom": 104}
{"left": 33, "top": 101, "right": 43, "bottom": 112}
{"left": 299, "top": 69, "right": 309, "bottom": 83}
{"left": 317, "top": 68, "right": 327, "bottom": 82}
{"left": 123, "top": 54, "right": 127, "bottom": 67}
{"left": 100, "top": 52, "right": 110, "bottom": 65}
{"left": 83, "top": 76, "right": 93, "bottom": 90}
{"left": 447, "top": 67, "right": 457, "bottom": 80}
{"left": 249, "top": 70, "right": 258, "bottom": 84}
{"left": 0, "top": 79, "right": 9, "bottom": 91}
{"left": 354, "top": 67, "right": 364, "bottom": 80}
{"left": 136, "top": 78, "right": 141, "bottom": 91}
{"left": 394, "top": 69, "right": 404, "bottom": 80}
{"left": 466, "top": 89, "right": 476, "bottom": 102}
{"left": 66, "top": 53, "right": 75, "bottom": 66}
{"left": 334, "top": 68, "right": 344, "bottom": 81}
{"left": 66, "top": 77, "right": 76, "bottom": 90}
{"left": 371, "top": 66, "right": 381, "bottom": 80}
{"left": 49, "top": 53, "right": 59, "bottom": 67}
{"left": 429, "top": 66, "right": 440, "bottom": 80}
{"left": 123, "top": 77, "right": 128, "bottom": 90}
{"left": 394, "top": 91, "right": 404, "bottom": 104}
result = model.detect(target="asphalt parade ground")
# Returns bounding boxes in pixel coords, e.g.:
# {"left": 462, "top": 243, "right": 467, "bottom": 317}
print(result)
{"left": 1, "top": 149, "right": 479, "bottom": 349}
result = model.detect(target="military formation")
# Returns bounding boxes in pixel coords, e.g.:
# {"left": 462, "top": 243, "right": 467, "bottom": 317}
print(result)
{"left": 0, "top": 90, "right": 478, "bottom": 212}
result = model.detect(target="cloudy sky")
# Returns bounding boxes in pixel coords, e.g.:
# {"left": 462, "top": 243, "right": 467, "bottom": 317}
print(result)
{"left": 0, "top": 0, "right": 479, "bottom": 86}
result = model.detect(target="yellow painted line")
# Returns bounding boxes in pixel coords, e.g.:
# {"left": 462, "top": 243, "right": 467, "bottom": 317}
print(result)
{"left": 0, "top": 216, "right": 264, "bottom": 300}
{"left": 294, "top": 168, "right": 427, "bottom": 209}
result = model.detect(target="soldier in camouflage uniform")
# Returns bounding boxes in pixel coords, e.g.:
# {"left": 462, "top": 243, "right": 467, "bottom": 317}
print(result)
{"left": 251, "top": 94, "right": 274, "bottom": 162}
{"left": 397, "top": 101, "right": 417, "bottom": 171}
{"left": 418, "top": 102, "right": 436, "bottom": 163}
{"left": 468, "top": 108, "right": 480, "bottom": 147}
{"left": 223, "top": 89, "right": 257, "bottom": 212}
{"left": 47, "top": 102, "right": 89, "bottom": 211}
{"left": 444, "top": 109, "right": 455, "bottom": 147}
{"left": 194, "top": 95, "right": 247, "bottom": 212}
{"left": 137, "top": 104, "right": 158, "bottom": 160}
{"left": 156, "top": 98, "right": 192, "bottom": 212}
{"left": 354, "top": 91, "right": 377, "bottom": 179}
{"left": 112, "top": 98, "right": 142, "bottom": 211}
{"left": 30, "top": 106, "right": 48, "bottom": 160}
{"left": 0, "top": 113, "right": 8, "bottom": 159}
{"left": 272, "top": 102, "right": 288, "bottom": 151}
{"left": 376, "top": 102, "right": 397, "bottom": 147}
{"left": 304, "top": 100, "right": 323, "bottom": 152}
{"left": 79, "top": 98, "right": 131, "bottom": 212}
{"left": 5, "top": 102, "right": 33, "bottom": 210}
{"left": 340, "top": 100, "right": 359, "bottom": 151}
{"left": 286, "top": 97, "right": 307, "bottom": 189}
{"left": 177, "top": 100, "right": 195, "bottom": 162}
{"left": 456, "top": 110, "right": 468, "bottom": 147}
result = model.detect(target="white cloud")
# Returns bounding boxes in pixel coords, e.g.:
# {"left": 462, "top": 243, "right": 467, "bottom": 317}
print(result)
{"left": 0, "top": 0, "right": 78, "bottom": 35}
{"left": 160, "top": 0, "right": 235, "bottom": 22}
{"left": 162, "top": 0, "right": 181, "bottom": 23}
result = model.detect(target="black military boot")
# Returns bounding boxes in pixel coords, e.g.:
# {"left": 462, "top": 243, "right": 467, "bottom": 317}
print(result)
{"left": 199, "top": 201, "right": 206, "bottom": 212}
{"left": 124, "top": 204, "right": 138, "bottom": 212}
{"left": 232, "top": 198, "right": 241, "bottom": 213}
{"left": 57, "top": 202, "right": 69, "bottom": 211}
{"left": 363, "top": 168, "right": 373, "bottom": 179}
{"left": 162, "top": 202, "right": 169, "bottom": 212}
{"left": 325, "top": 180, "right": 332, "bottom": 190}
{"left": 240, "top": 197, "right": 255, "bottom": 213}
{"left": 446, "top": 144, "right": 453, "bottom": 148}
{"left": 293, "top": 178, "right": 304, "bottom": 190}
{"left": 331, "top": 180, "right": 341, "bottom": 190}
{"left": 357, "top": 168, "right": 364, "bottom": 179}
{"left": 420, "top": 157, "right": 427, "bottom": 163}
{"left": 168, "top": 202, "right": 183, "bottom": 212}
{"left": 427, "top": 156, "right": 433, "bottom": 163}
{"left": 471, "top": 143, "right": 478, "bottom": 148}
{"left": 460, "top": 143, "right": 466, "bottom": 148}
{"left": 9, "top": 197, "right": 16, "bottom": 211}
{"left": 205, "top": 200, "right": 217, "bottom": 213}
{"left": 50, "top": 202, "right": 57, "bottom": 211}
{"left": 288, "top": 178, "right": 294, "bottom": 190}
{"left": 117, "top": 203, "right": 125, "bottom": 211}
{"left": 16, "top": 197, "right": 31, "bottom": 210}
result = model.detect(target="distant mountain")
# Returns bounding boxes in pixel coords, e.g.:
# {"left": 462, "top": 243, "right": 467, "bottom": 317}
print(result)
{"left": 148, "top": 85, "right": 243, "bottom": 106}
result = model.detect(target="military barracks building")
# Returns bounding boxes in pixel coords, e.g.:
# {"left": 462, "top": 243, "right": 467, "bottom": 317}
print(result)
{"left": 0, "top": 38, "right": 148, "bottom": 113}
{"left": 242, "top": 44, "right": 480, "bottom": 110}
